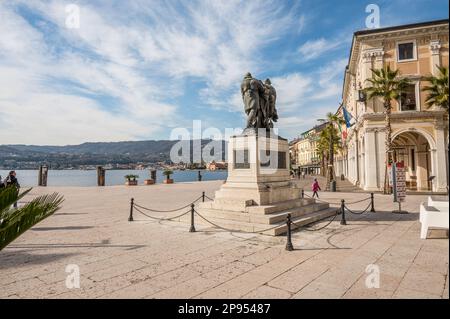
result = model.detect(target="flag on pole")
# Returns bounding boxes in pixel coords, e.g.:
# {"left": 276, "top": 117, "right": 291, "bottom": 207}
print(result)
{"left": 337, "top": 121, "right": 347, "bottom": 143}
{"left": 342, "top": 106, "right": 355, "bottom": 128}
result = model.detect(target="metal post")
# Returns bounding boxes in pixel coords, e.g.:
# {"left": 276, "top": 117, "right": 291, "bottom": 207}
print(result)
{"left": 370, "top": 193, "right": 375, "bottom": 212}
{"left": 285, "top": 214, "right": 294, "bottom": 251}
{"left": 189, "top": 204, "right": 196, "bottom": 232}
{"left": 128, "top": 198, "right": 134, "bottom": 222}
{"left": 340, "top": 199, "right": 347, "bottom": 225}
{"left": 301, "top": 189, "right": 304, "bottom": 199}
{"left": 202, "top": 191, "right": 205, "bottom": 202}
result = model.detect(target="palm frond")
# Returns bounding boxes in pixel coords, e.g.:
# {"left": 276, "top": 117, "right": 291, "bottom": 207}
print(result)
{"left": 0, "top": 192, "right": 64, "bottom": 251}
{"left": 422, "top": 66, "right": 449, "bottom": 110}
{"left": 0, "top": 187, "right": 32, "bottom": 216}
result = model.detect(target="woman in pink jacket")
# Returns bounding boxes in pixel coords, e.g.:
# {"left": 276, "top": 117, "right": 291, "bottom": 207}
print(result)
{"left": 312, "top": 178, "right": 321, "bottom": 198}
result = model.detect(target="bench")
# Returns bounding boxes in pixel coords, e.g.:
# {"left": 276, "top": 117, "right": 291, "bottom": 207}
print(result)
{"left": 419, "top": 197, "right": 449, "bottom": 239}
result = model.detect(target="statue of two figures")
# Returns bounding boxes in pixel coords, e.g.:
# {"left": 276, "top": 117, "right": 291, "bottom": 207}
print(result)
{"left": 241, "top": 72, "right": 278, "bottom": 130}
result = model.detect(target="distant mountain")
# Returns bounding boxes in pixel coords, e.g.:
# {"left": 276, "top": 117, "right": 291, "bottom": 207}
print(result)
{"left": 0, "top": 140, "right": 226, "bottom": 169}
{"left": 5, "top": 140, "right": 180, "bottom": 155}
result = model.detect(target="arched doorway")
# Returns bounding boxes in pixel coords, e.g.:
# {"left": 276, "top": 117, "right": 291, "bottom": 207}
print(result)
{"left": 392, "top": 131, "right": 433, "bottom": 191}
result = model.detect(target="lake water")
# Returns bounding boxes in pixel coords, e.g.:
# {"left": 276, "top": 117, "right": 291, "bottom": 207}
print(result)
{"left": 0, "top": 170, "right": 227, "bottom": 187}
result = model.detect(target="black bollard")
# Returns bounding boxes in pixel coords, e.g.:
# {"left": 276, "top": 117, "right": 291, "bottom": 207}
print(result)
{"left": 301, "top": 189, "right": 304, "bottom": 199}
{"left": 202, "top": 191, "right": 205, "bottom": 202}
{"left": 128, "top": 198, "right": 134, "bottom": 222}
{"left": 370, "top": 193, "right": 376, "bottom": 212}
{"left": 285, "top": 214, "right": 294, "bottom": 251}
{"left": 189, "top": 204, "right": 196, "bottom": 232}
{"left": 340, "top": 199, "right": 347, "bottom": 225}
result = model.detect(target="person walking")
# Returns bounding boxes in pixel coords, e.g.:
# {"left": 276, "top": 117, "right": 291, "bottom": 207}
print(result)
{"left": 5, "top": 171, "right": 20, "bottom": 208}
{"left": 312, "top": 178, "right": 321, "bottom": 198}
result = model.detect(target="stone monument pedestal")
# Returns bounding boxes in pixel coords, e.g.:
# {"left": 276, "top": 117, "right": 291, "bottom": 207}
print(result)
{"left": 197, "top": 130, "right": 337, "bottom": 235}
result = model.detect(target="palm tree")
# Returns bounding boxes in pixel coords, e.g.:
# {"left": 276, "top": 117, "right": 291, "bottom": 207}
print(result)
{"left": 364, "top": 66, "right": 411, "bottom": 194}
{"left": 317, "top": 113, "right": 345, "bottom": 186}
{"left": 422, "top": 66, "right": 449, "bottom": 111}
{"left": 0, "top": 187, "right": 63, "bottom": 251}
{"left": 316, "top": 129, "right": 330, "bottom": 177}
{"left": 163, "top": 169, "right": 173, "bottom": 181}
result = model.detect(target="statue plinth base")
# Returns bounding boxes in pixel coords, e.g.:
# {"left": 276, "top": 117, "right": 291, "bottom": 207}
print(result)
{"left": 214, "top": 132, "right": 298, "bottom": 206}
{"left": 195, "top": 132, "right": 336, "bottom": 236}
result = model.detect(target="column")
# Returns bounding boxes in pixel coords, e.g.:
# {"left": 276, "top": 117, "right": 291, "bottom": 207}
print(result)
{"left": 364, "top": 129, "right": 379, "bottom": 191}
{"left": 361, "top": 52, "right": 373, "bottom": 112}
{"left": 377, "top": 129, "right": 386, "bottom": 191}
{"left": 433, "top": 125, "right": 448, "bottom": 192}
{"left": 429, "top": 40, "right": 441, "bottom": 76}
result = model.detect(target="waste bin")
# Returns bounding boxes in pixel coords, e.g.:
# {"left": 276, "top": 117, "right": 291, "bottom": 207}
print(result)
{"left": 329, "top": 180, "right": 337, "bottom": 192}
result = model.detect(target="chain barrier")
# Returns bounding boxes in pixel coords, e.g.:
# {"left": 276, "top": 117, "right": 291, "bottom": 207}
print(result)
{"left": 293, "top": 210, "right": 340, "bottom": 231}
{"left": 303, "top": 192, "right": 373, "bottom": 206}
{"left": 127, "top": 191, "right": 214, "bottom": 221}
{"left": 303, "top": 193, "right": 342, "bottom": 205}
{"left": 344, "top": 202, "right": 373, "bottom": 215}
{"left": 133, "top": 205, "right": 191, "bottom": 221}
{"left": 133, "top": 196, "right": 202, "bottom": 213}
{"left": 193, "top": 209, "right": 281, "bottom": 234}
{"left": 128, "top": 190, "right": 376, "bottom": 254}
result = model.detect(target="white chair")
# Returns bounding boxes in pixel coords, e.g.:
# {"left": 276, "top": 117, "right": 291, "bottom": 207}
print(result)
{"left": 419, "top": 197, "right": 449, "bottom": 239}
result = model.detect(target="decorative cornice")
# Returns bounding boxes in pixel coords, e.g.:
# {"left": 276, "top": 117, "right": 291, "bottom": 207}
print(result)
{"left": 362, "top": 48, "right": 384, "bottom": 62}
{"left": 430, "top": 39, "right": 442, "bottom": 55}
{"left": 365, "top": 127, "right": 385, "bottom": 133}
{"left": 362, "top": 110, "right": 447, "bottom": 121}
{"left": 358, "top": 24, "right": 448, "bottom": 41}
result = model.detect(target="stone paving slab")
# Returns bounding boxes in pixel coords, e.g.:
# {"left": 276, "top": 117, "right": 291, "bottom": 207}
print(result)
{"left": 0, "top": 181, "right": 448, "bottom": 299}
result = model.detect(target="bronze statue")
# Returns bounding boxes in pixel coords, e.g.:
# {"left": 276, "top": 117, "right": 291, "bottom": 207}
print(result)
{"left": 241, "top": 73, "right": 278, "bottom": 129}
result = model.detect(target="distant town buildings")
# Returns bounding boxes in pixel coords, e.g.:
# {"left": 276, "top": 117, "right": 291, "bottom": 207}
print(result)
{"left": 289, "top": 123, "right": 327, "bottom": 175}
{"left": 206, "top": 161, "right": 228, "bottom": 171}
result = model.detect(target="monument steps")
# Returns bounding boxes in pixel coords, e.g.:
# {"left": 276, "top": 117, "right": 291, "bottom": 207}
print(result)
{"left": 272, "top": 207, "right": 338, "bottom": 235}
{"left": 197, "top": 202, "right": 330, "bottom": 224}
{"left": 186, "top": 206, "right": 337, "bottom": 236}
{"left": 191, "top": 203, "right": 337, "bottom": 236}
{"left": 246, "top": 198, "right": 316, "bottom": 214}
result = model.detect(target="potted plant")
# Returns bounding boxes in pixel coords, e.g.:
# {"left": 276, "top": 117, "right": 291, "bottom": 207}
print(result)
{"left": 124, "top": 174, "right": 139, "bottom": 186}
{"left": 162, "top": 169, "right": 174, "bottom": 184}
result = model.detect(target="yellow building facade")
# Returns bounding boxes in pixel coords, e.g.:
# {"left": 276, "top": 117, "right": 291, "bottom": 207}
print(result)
{"left": 334, "top": 19, "right": 449, "bottom": 192}
{"left": 290, "top": 123, "right": 327, "bottom": 175}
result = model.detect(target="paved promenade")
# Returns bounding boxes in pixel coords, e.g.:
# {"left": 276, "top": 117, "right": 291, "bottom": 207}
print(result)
{"left": 0, "top": 180, "right": 448, "bottom": 299}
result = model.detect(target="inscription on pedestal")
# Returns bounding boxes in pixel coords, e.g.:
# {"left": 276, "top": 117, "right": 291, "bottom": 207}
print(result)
{"left": 234, "top": 149, "right": 250, "bottom": 169}
{"left": 260, "top": 151, "right": 286, "bottom": 169}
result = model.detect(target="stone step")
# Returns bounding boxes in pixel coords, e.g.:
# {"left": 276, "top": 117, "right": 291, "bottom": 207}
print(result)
{"left": 186, "top": 207, "right": 338, "bottom": 236}
{"left": 272, "top": 207, "right": 339, "bottom": 236}
{"left": 246, "top": 198, "right": 316, "bottom": 214}
{"left": 197, "top": 202, "right": 329, "bottom": 225}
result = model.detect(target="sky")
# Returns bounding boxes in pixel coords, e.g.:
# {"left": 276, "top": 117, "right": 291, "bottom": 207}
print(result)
{"left": 0, "top": 0, "right": 448, "bottom": 145}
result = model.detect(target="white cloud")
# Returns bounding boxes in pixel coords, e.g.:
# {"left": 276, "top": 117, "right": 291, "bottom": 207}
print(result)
{"left": 298, "top": 37, "right": 345, "bottom": 61}
{"left": 0, "top": 0, "right": 338, "bottom": 145}
{"left": 0, "top": 0, "right": 304, "bottom": 144}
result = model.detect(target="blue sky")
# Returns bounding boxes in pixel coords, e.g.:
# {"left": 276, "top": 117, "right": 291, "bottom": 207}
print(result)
{"left": 0, "top": 0, "right": 448, "bottom": 145}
